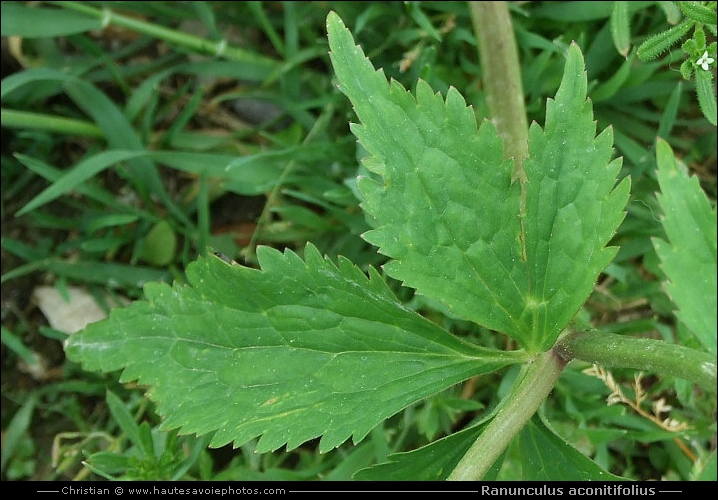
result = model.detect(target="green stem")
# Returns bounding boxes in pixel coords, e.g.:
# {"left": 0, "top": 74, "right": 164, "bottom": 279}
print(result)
{"left": 556, "top": 330, "right": 717, "bottom": 390}
{"left": 50, "top": 1, "right": 279, "bottom": 68}
{"left": 447, "top": 350, "right": 568, "bottom": 481}
{"left": 468, "top": 1, "right": 529, "bottom": 176}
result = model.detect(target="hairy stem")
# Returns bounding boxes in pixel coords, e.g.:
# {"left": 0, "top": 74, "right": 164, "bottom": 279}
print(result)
{"left": 447, "top": 350, "right": 568, "bottom": 481}
{"left": 556, "top": 330, "right": 717, "bottom": 390}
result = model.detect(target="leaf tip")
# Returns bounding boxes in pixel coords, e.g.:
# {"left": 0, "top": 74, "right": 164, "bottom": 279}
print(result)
{"left": 326, "top": 10, "right": 341, "bottom": 27}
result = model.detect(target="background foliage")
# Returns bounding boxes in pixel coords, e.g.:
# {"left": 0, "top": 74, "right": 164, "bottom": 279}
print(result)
{"left": 1, "top": 1, "right": 716, "bottom": 481}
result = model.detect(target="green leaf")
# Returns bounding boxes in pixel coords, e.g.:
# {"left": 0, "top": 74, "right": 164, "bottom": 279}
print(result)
{"left": 683, "top": 38, "right": 699, "bottom": 54}
{"left": 695, "top": 70, "right": 717, "bottom": 126}
{"left": 1, "top": 68, "right": 191, "bottom": 227}
{"left": 222, "top": 146, "right": 317, "bottom": 195}
{"left": 354, "top": 421, "right": 501, "bottom": 481}
{"left": 637, "top": 21, "right": 692, "bottom": 61}
{"left": 406, "top": 2, "right": 442, "bottom": 42}
{"left": 327, "top": 13, "right": 629, "bottom": 352}
{"left": 696, "top": 450, "right": 717, "bottom": 481}
{"left": 43, "top": 259, "right": 169, "bottom": 289}
{"left": 694, "top": 25, "right": 707, "bottom": 50}
{"left": 105, "top": 390, "right": 146, "bottom": 455}
{"left": 531, "top": 1, "right": 655, "bottom": 22}
{"left": 1, "top": 108, "right": 103, "bottom": 138}
{"left": 65, "top": 244, "right": 522, "bottom": 453}
{"left": 0, "top": 394, "right": 37, "bottom": 474}
{"left": 15, "top": 150, "right": 147, "bottom": 217}
{"left": 321, "top": 442, "right": 376, "bottom": 481}
{"left": 139, "top": 220, "right": 177, "bottom": 267}
{"left": 84, "top": 451, "right": 131, "bottom": 476}
{"left": 0, "top": 3, "right": 102, "bottom": 37}
{"left": 519, "top": 415, "right": 627, "bottom": 480}
{"left": 652, "top": 139, "right": 717, "bottom": 356}
{"left": 1, "top": 326, "right": 38, "bottom": 365}
{"left": 521, "top": 45, "right": 630, "bottom": 352}
{"left": 657, "top": 1, "right": 683, "bottom": 25}
{"left": 657, "top": 81, "right": 682, "bottom": 139}
{"left": 591, "top": 54, "right": 635, "bottom": 102}
{"left": 360, "top": 406, "right": 629, "bottom": 481}
{"left": 610, "top": 1, "right": 631, "bottom": 57}
{"left": 11, "top": 154, "right": 158, "bottom": 223}
{"left": 679, "top": 1, "right": 717, "bottom": 25}
{"left": 680, "top": 58, "right": 694, "bottom": 80}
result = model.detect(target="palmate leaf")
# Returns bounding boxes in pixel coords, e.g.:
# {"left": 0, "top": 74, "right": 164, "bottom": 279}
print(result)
{"left": 65, "top": 244, "right": 521, "bottom": 453}
{"left": 652, "top": 139, "right": 717, "bottom": 356}
{"left": 327, "top": 12, "right": 630, "bottom": 352}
